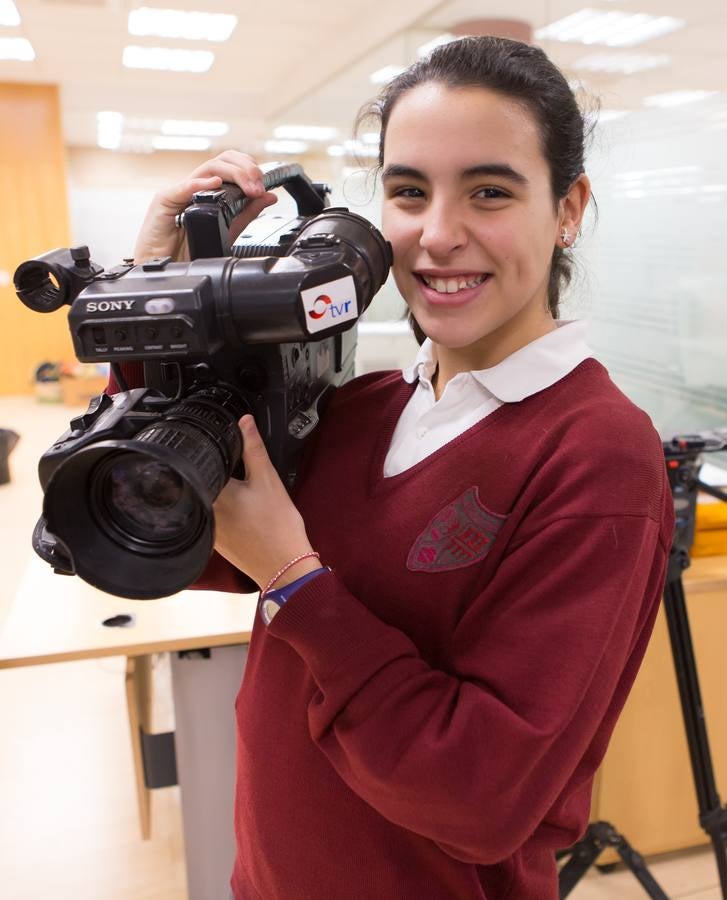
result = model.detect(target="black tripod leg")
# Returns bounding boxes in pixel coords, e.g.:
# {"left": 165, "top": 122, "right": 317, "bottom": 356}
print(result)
{"left": 663, "top": 573, "right": 727, "bottom": 898}
{"left": 612, "top": 832, "right": 670, "bottom": 899}
{"left": 558, "top": 829, "right": 602, "bottom": 898}
{"left": 559, "top": 822, "right": 670, "bottom": 899}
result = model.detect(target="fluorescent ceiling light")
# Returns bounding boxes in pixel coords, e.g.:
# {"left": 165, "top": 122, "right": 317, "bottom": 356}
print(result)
{"left": 123, "top": 45, "right": 214, "bottom": 73}
{"left": 0, "top": 36, "right": 33, "bottom": 61}
{"left": 0, "top": 0, "right": 20, "bottom": 27}
{"left": 152, "top": 135, "right": 211, "bottom": 150}
{"left": 273, "top": 125, "right": 337, "bottom": 141}
{"left": 643, "top": 90, "right": 717, "bottom": 108}
{"left": 535, "top": 9, "right": 685, "bottom": 47}
{"left": 327, "top": 145, "right": 346, "bottom": 157}
{"left": 162, "top": 119, "right": 228, "bottom": 136}
{"left": 361, "top": 132, "right": 380, "bottom": 144}
{"left": 128, "top": 7, "right": 237, "bottom": 42}
{"left": 574, "top": 52, "right": 670, "bottom": 74}
{"left": 369, "top": 65, "right": 405, "bottom": 84}
{"left": 264, "top": 139, "right": 308, "bottom": 154}
{"left": 417, "top": 33, "right": 455, "bottom": 57}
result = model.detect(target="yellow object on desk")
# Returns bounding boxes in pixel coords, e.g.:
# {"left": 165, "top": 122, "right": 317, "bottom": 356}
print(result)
{"left": 693, "top": 496, "right": 727, "bottom": 557}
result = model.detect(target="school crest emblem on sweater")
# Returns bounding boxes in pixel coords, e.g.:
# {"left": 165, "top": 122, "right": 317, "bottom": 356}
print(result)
{"left": 407, "top": 487, "right": 507, "bottom": 573}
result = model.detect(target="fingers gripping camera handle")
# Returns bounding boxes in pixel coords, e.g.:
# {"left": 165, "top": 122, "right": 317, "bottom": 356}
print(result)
{"left": 219, "top": 164, "right": 326, "bottom": 221}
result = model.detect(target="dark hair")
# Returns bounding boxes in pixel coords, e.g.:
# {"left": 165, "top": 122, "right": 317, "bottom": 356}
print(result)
{"left": 356, "top": 35, "right": 594, "bottom": 342}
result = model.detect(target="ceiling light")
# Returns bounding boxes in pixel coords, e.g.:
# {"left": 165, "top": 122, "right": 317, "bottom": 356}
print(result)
{"left": 535, "top": 9, "right": 684, "bottom": 47}
{"left": 327, "top": 145, "right": 346, "bottom": 157}
{"left": 152, "top": 136, "right": 212, "bottom": 151}
{"left": 264, "top": 139, "right": 308, "bottom": 154}
{"left": 161, "top": 119, "right": 228, "bottom": 136}
{"left": 0, "top": 36, "right": 33, "bottom": 61}
{"left": 417, "top": 33, "right": 455, "bottom": 57}
{"left": 369, "top": 65, "right": 405, "bottom": 84}
{"left": 574, "top": 52, "right": 670, "bottom": 74}
{"left": 123, "top": 45, "right": 214, "bottom": 73}
{"left": 0, "top": 0, "right": 20, "bottom": 27}
{"left": 361, "top": 132, "right": 380, "bottom": 144}
{"left": 273, "top": 125, "right": 337, "bottom": 141}
{"left": 128, "top": 7, "right": 237, "bottom": 42}
{"left": 643, "top": 90, "right": 717, "bottom": 108}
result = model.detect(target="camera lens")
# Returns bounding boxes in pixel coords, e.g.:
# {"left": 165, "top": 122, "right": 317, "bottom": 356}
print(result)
{"left": 94, "top": 451, "right": 203, "bottom": 548}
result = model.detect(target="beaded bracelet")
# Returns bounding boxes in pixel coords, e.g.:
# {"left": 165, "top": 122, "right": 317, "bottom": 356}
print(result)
{"left": 260, "top": 552, "right": 320, "bottom": 598}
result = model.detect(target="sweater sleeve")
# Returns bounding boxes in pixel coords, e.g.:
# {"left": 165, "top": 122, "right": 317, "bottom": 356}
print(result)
{"left": 268, "top": 509, "right": 670, "bottom": 865}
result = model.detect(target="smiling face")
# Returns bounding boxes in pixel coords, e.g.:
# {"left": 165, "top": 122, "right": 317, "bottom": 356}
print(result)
{"left": 381, "top": 82, "right": 586, "bottom": 374}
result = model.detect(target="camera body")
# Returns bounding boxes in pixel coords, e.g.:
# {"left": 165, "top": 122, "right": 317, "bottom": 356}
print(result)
{"left": 15, "top": 164, "right": 392, "bottom": 598}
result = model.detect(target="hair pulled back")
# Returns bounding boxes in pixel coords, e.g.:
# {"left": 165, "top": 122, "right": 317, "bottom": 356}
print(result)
{"left": 356, "top": 35, "right": 590, "bottom": 339}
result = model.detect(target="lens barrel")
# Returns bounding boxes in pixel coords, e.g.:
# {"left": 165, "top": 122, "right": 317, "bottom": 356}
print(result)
{"left": 42, "top": 386, "right": 248, "bottom": 599}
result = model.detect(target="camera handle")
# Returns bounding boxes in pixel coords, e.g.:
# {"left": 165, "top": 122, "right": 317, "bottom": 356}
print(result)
{"left": 179, "top": 162, "right": 330, "bottom": 260}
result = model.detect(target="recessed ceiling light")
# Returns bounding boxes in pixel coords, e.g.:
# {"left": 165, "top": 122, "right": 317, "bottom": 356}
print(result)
{"left": 369, "top": 65, "right": 405, "bottom": 84}
{"left": 128, "top": 7, "right": 237, "bottom": 42}
{"left": 644, "top": 90, "right": 717, "bottom": 108}
{"left": 122, "top": 45, "right": 214, "bottom": 73}
{"left": 152, "top": 136, "right": 212, "bottom": 151}
{"left": 574, "top": 52, "right": 670, "bottom": 74}
{"left": 161, "top": 119, "right": 229, "bottom": 136}
{"left": 417, "top": 33, "right": 455, "bottom": 57}
{"left": 264, "top": 139, "right": 309, "bottom": 154}
{"left": 535, "top": 9, "right": 685, "bottom": 47}
{"left": 0, "top": 0, "right": 20, "bottom": 27}
{"left": 273, "top": 125, "right": 337, "bottom": 141}
{"left": 0, "top": 36, "right": 33, "bottom": 61}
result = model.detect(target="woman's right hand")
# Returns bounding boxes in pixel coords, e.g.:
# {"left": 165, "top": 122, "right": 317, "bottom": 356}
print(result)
{"left": 133, "top": 149, "right": 279, "bottom": 263}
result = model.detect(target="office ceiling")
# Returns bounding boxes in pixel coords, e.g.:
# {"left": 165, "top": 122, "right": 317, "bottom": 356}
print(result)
{"left": 3, "top": 0, "right": 727, "bottom": 156}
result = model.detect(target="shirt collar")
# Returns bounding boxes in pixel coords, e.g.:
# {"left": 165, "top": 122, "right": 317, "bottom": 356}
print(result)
{"left": 401, "top": 320, "right": 592, "bottom": 402}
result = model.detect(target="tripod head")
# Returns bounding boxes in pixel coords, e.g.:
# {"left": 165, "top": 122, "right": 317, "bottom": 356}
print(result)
{"left": 663, "top": 430, "right": 727, "bottom": 570}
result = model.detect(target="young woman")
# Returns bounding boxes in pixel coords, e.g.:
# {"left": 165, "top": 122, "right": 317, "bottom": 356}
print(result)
{"left": 130, "top": 36, "right": 674, "bottom": 900}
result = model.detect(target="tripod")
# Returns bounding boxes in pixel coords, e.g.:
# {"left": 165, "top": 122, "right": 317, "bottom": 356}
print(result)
{"left": 559, "top": 433, "right": 727, "bottom": 898}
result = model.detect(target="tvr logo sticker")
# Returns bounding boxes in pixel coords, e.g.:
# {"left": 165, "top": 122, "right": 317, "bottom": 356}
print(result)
{"left": 308, "top": 294, "right": 353, "bottom": 321}
{"left": 301, "top": 276, "right": 357, "bottom": 334}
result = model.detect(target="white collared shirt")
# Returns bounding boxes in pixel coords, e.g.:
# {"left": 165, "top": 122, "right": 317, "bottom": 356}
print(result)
{"left": 383, "top": 320, "right": 593, "bottom": 477}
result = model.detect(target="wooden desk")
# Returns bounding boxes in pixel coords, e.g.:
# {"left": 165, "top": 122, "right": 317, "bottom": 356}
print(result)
{"left": 0, "top": 555, "right": 257, "bottom": 669}
{"left": 0, "top": 556, "right": 257, "bottom": 897}
{"left": 592, "top": 554, "right": 727, "bottom": 857}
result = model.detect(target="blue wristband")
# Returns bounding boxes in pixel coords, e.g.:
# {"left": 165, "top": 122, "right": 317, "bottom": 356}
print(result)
{"left": 259, "top": 567, "right": 329, "bottom": 625}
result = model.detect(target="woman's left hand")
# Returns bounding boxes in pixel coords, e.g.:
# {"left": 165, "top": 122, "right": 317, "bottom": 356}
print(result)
{"left": 213, "top": 415, "right": 319, "bottom": 590}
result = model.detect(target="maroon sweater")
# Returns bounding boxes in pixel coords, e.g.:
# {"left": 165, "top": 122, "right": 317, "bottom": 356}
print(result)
{"left": 222, "top": 359, "right": 673, "bottom": 899}
{"left": 112, "top": 359, "right": 674, "bottom": 898}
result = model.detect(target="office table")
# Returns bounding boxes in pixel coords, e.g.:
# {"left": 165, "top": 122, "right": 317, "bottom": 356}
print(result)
{"left": 0, "top": 554, "right": 258, "bottom": 900}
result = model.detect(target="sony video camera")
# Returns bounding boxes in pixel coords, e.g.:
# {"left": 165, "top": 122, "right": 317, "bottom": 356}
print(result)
{"left": 14, "top": 163, "right": 392, "bottom": 599}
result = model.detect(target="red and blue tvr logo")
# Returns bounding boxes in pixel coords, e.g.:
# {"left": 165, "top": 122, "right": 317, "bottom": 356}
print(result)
{"left": 308, "top": 294, "right": 353, "bottom": 320}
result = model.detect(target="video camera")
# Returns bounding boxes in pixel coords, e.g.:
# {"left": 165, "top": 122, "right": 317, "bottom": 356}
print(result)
{"left": 14, "top": 163, "right": 392, "bottom": 599}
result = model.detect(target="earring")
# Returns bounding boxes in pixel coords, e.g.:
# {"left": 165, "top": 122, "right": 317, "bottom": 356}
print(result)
{"left": 561, "top": 227, "right": 572, "bottom": 247}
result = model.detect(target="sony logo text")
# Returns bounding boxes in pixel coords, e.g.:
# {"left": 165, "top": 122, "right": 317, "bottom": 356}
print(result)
{"left": 86, "top": 300, "right": 136, "bottom": 312}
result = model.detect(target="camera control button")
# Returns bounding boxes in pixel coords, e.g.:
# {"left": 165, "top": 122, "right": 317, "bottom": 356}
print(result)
{"left": 142, "top": 256, "right": 173, "bottom": 271}
{"left": 145, "top": 297, "right": 175, "bottom": 315}
{"left": 70, "top": 392, "right": 112, "bottom": 432}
